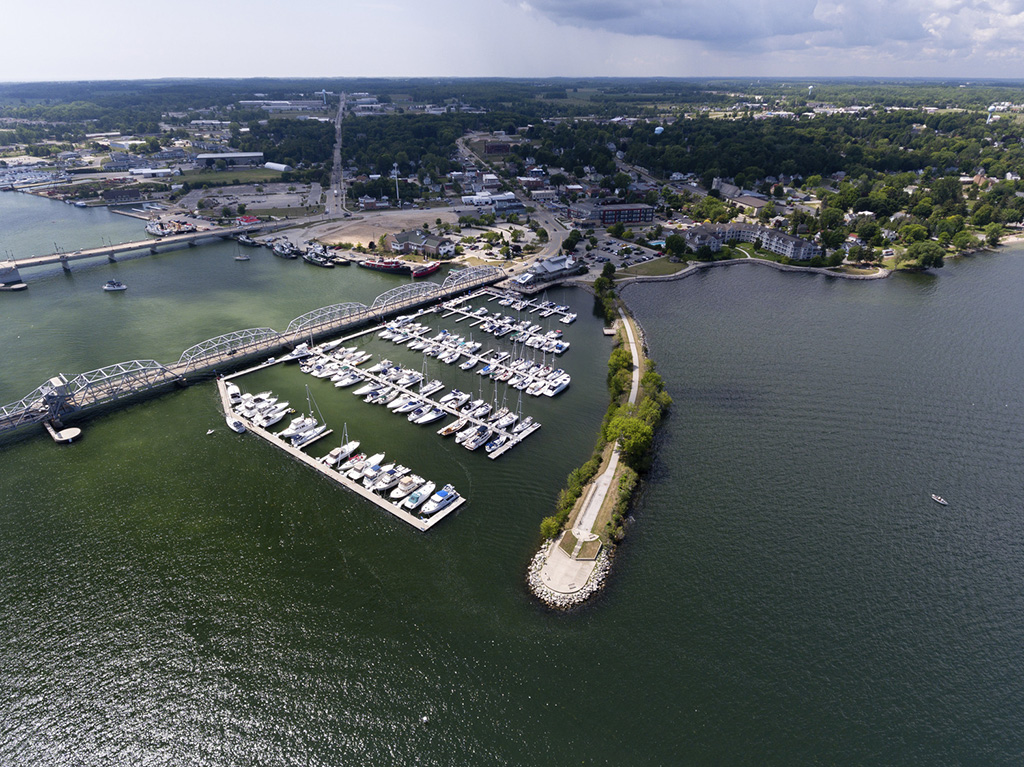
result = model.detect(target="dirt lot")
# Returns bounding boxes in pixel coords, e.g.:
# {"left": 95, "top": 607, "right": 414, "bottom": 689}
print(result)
{"left": 297, "top": 208, "right": 465, "bottom": 247}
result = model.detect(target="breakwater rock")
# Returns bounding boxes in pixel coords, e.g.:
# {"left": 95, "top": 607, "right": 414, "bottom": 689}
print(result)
{"left": 527, "top": 544, "right": 614, "bottom": 609}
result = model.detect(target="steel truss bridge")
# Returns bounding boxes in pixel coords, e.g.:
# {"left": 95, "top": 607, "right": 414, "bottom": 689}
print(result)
{"left": 1, "top": 265, "right": 504, "bottom": 436}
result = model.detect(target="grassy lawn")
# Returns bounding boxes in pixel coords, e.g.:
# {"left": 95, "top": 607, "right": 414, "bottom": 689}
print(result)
{"left": 835, "top": 264, "right": 883, "bottom": 275}
{"left": 617, "top": 257, "right": 690, "bottom": 278}
{"left": 577, "top": 539, "right": 603, "bottom": 560}
{"left": 558, "top": 531, "right": 579, "bottom": 557}
{"left": 174, "top": 168, "right": 284, "bottom": 185}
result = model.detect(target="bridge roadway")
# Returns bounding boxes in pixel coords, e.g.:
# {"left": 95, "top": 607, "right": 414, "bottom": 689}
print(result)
{"left": 11, "top": 222, "right": 289, "bottom": 271}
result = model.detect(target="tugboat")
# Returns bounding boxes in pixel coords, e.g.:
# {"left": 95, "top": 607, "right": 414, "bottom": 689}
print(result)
{"left": 103, "top": 279, "right": 127, "bottom": 291}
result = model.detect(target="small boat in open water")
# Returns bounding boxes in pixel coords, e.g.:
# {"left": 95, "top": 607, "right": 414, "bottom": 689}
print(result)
{"left": 103, "top": 279, "right": 127, "bottom": 291}
{"left": 931, "top": 494, "right": 948, "bottom": 506}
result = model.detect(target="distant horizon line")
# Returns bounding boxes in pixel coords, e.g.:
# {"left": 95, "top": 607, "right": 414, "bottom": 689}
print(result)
{"left": 4, "top": 75, "right": 1024, "bottom": 87}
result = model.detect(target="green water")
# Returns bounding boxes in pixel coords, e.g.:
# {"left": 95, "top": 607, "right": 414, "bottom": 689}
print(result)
{"left": 3, "top": 192, "right": 1024, "bottom": 765}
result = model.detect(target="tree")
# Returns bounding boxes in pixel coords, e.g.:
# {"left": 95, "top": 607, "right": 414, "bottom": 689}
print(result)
{"left": 951, "top": 230, "right": 979, "bottom": 252}
{"left": 601, "top": 262, "right": 616, "bottom": 280}
{"left": 606, "top": 415, "right": 654, "bottom": 469}
{"left": 549, "top": 173, "right": 568, "bottom": 189}
{"left": 898, "top": 240, "right": 944, "bottom": 269}
{"left": 237, "top": 203, "right": 246, "bottom": 215}
{"left": 540, "top": 516, "right": 561, "bottom": 539}
{"left": 664, "top": 233, "right": 687, "bottom": 257}
{"left": 985, "top": 222, "right": 1003, "bottom": 246}
{"left": 899, "top": 224, "right": 929, "bottom": 243}
{"left": 819, "top": 207, "right": 843, "bottom": 230}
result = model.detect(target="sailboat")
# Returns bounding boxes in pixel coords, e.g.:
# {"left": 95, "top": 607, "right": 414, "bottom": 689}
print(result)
{"left": 291, "top": 385, "right": 329, "bottom": 448}
{"left": 320, "top": 424, "right": 359, "bottom": 467}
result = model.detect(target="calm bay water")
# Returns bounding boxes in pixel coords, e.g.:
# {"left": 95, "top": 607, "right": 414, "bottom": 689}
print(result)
{"left": 2, "top": 191, "right": 1024, "bottom": 764}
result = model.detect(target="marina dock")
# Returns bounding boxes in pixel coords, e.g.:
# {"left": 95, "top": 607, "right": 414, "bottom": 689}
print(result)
{"left": 297, "top": 347, "right": 543, "bottom": 460}
{"left": 216, "top": 375, "right": 465, "bottom": 532}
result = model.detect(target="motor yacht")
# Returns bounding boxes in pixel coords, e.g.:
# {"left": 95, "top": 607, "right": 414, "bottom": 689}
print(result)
{"left": 403, "top": 481, "right": 436, "bottom": 511}
{"left": 421, "top": 484, "right": 459, "bottom": 516}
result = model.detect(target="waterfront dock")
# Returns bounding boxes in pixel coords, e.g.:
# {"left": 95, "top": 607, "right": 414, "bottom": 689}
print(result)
{"left": 296, "top": 347, "right": 542, "bottom": 459}
{"left": 216, "top": 375, "right": 465, "bottom": 532}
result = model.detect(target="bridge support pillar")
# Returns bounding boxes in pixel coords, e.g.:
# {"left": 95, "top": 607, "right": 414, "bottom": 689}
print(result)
{"left": 107, "top": 251, "right": 116, "bottom": 263}
{"left": 150, "top": 246, "right": 158, "bottom": 254}
{"left": 60, "top": 256, "right": 71, "bottom": 272}
{"left": 188, "top": 241, "right": 197, "bottom": 248}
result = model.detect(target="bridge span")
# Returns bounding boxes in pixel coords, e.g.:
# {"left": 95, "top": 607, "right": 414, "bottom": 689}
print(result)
{"left": 10, "top": 222, "right": 289, "bottom": 273}
{"left": 0, "top": 266, "right": 506, "bottom": 440}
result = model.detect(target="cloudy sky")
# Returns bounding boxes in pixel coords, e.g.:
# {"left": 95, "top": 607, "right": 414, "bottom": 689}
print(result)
{"left": 5, "top": 0, "right": 1024, "bottom": 81}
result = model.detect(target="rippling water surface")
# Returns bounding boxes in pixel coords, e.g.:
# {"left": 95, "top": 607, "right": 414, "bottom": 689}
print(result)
{"left": 2, "top": 192, "right": 1024, "bottom": 765}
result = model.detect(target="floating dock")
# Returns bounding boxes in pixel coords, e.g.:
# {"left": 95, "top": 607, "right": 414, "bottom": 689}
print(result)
{"left": 216, "top": 375, "right": 465, "bottom": 532}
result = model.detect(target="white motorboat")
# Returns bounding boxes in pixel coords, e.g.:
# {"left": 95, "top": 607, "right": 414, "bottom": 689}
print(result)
{"left": 333, "top": 371, "right": 364, "bottom": 388}
{"left": 348, "top": 452, "right": 384, "bottom": 480}
{"left": 280, "top": 342, "right": 312, "bottom": 362}
{"left": 362, "top": 461, "right": 395, "bottom": 488}
{"left": 459, "top": 358, "right": 478, "bottom": 371}
{"left": 403, "top": 481, "right": 436, "bottom": 510}
{"left": 366, "top": 358, "right": 392, "bottom": 374}
{"left": 352, "top": 381, "right": 381, "bottom": 397}
{"left": 103, "top": 279, "right": 127, "bottom": 292}
{"left": 395, "top": 398, "right": 422, "bottom": 415}
{"left": 371, "top": 465, "right": 410, "bottom": 493}
{"left": 485, "top": 434, "right": 508, "bottom": 453}
{"left": 226, "top": 382, "right": 242, "bottom": 405}
{"left": 414, "top": 407, "right": 446, "bottom": 425}
{"left": 291, "top": 423, "right": 328, "bottom": 448}
{"left": 932, "top": 494, "right": 948, "bottom": 505}
{"left": 421, "top": 483, "right": 459, "bottom": 516}
{"left": 339, "top": 452, "right": 366, "bottom": 473}
{"left": 464, "top": 427, "right": 492, "bottom": 451}
{"left": 226, "top": 416, "right": 246, "bottom": 433}
{"left": 544, "top": 376, "right": 570, "bottom": 397}
{"left": 438, "top": 389, "right": 464, "bottom": 406}
{"left": 279, "top": 414, "right": 317, "bottom": 440}
{"left": 390, "top": 474, "right": 425, "bottom": 500}
{"left": 386, "top": 393, "right": 414, "bottom": 411}
{"left": 457, "top": 424, "right": 488, "bottom": 446}
{"left": 405, "top": 404, "right": 430, "bottom": 422}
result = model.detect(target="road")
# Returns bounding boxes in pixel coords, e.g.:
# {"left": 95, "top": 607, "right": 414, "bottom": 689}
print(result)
{"left": 326, "top": 94, "right": 348, "bottom": 217}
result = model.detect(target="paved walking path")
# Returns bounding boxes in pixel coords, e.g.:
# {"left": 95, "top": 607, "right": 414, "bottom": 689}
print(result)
{"left": 538, "top": 311, "right": 641, "bottom": 594}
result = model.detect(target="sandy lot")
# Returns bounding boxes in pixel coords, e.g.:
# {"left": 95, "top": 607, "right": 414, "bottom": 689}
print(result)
{"left": 299, "top": 208, "right": 465, "bottom": 247}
